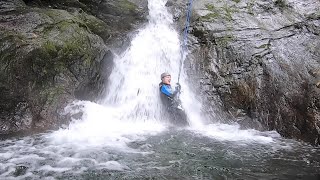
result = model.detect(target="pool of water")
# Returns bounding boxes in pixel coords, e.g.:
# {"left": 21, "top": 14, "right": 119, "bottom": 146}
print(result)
{"left": 1, "top": 127, "right": 319, "bottom": 180}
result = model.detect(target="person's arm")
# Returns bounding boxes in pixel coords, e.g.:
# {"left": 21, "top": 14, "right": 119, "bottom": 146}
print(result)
{"left": 172, "top": 83, "right": 181, "bottom": 96}
{"left": 161, "top": 85, "right": 173, "bottom": 97}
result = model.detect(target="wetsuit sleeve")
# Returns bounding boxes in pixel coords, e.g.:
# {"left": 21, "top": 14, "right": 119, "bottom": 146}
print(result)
{"left": 161, "top": 85, "right": 173, "bottom": 97}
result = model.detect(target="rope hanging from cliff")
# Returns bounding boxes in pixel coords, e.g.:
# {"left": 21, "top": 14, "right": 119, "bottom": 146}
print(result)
{"left": 178, "top": 0, "right": 193, "bottom": 83}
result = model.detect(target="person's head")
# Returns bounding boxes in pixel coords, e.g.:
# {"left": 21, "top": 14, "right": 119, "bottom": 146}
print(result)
{"left": 161, "top": 72, "right": 171, "bottom": 84}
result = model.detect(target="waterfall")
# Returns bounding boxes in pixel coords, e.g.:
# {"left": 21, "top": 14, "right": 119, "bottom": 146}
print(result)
{"left": 49, "top": 0, "right": 275, "bottom": 147}
{"left": 48, "top": 0, "right": 204, "bottom": 147}
{"left": 100, "top": 0, "right": 184, "bottom": 123}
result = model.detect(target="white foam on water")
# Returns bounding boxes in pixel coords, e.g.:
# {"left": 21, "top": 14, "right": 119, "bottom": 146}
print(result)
{"left": 97, "top": 161, "right": 129, "bottom": 171}
{"left": 56, "top": 157, "right": 83, "bottom": 167}
{"left": 0, "top": 152, "right": 14, "bottom": 160}
{"left": 8, "top": 154, "right": 45, "bottom": 164}
{"left": 188, "top": 123, "right": 279, "bottom": 144}
{"left": 49, "top": 101, "right": 166, "bottom": 149}
{"left": 38, "top": 165, "right": 71, "bottom": 172}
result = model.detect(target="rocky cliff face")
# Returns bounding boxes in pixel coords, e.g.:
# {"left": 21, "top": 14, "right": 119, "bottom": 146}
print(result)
{"left": 177, "top": 0, "right": 320, "bottom": 145}
{"left": 0, "top": 0, "right": 146, "bottom": 136}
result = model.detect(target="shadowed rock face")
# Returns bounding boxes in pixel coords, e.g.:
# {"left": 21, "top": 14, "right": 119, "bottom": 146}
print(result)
{"left": 171, "top": 0, "right": 320, "bottom": 145}
{"left": 0, "top": 0, "right": 146, "bottom": 136}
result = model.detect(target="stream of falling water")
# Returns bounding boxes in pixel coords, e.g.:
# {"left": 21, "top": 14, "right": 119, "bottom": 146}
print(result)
{"left": 0, "top": 0, "right": 319, "bottom": 179}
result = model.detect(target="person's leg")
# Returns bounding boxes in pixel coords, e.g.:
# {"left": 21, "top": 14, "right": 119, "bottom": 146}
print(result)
{"left": 171, "top": 108, "right": 189, "bottom": 126}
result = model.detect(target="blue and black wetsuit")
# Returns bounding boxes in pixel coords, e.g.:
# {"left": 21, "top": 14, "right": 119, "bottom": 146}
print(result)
{"left": 159, "top": 82, "right": 179, "bottom": 107}
{"left": 159, "top": 82, "right": 188, "bottom": 126}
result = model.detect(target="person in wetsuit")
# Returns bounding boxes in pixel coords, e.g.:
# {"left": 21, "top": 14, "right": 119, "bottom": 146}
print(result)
{"left": 159, "top": 72, "right": 188, "bottom": 126}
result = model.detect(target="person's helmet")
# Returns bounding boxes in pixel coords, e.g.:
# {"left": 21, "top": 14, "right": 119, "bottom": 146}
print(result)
{"left": 161, "top": 72, "right": 171, "bottom": 80}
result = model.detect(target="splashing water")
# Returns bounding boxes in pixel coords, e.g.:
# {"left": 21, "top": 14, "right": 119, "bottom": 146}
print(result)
{"left": 48, "top": 0, "right": 276, "bottom": 147}
{"left": 48, "top": 0, "right": 209, "bottom": 147}
{"left": 48, "top": 0, "right": 278, "bottom": 147}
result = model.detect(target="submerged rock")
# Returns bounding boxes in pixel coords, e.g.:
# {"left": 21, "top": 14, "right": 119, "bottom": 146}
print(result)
{"left": 178, "top": 0, "right": 320, "bottom": 145}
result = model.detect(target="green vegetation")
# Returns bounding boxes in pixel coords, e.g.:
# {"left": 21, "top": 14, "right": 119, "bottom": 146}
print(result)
{"left": 222, "top": 4, "right": 238, "bottom": 21}
{"left": 79, "top": 13, "right": 111, "bottom": 40}
{"left": 43, "top": 41, "right": 57, "bottom": 56}
{"left": 205, "top": 4, "right": 217, "bottom": 12}
{"left": 118, "top": 0, "right": 137, "bottom": 12}
{"left": 201, "top": 12, "right": 221, "bottom": 20}
{"left": 216, "top": 34, "right": 235, "bottom": 47}
{"left": 201, "top": 3, "right": 238, "bottom": 21}
{"left": 40, "top": 85, "right": 65, "bottom": 103}
{"left": 35, "top": 12, "right": 96, "bottom": 84}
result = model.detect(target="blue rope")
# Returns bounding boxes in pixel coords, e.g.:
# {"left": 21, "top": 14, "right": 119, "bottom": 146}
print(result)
{"left": 178, "top": 0, "right": 193, "bottom": 83}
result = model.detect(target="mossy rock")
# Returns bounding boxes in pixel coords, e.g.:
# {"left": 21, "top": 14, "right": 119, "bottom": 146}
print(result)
{"left": 216, "top": 34, "right": 235, "bottom": 47}
{"left": 0, "top": 4, "right": 107, "bottom": 135}
{"left": 200, "top": 3, "right": 238, "bottom": 21}
{"left": 77, "top": 12, "right": 112, "bottom": 41}
{"left": 117, "top": 0, "right": 137, "bottom": 12}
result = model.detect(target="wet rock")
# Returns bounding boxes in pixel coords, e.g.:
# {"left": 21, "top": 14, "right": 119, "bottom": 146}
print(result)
{"left": 23, "top": 0, "right": 148, "bottom": 50}
{"left": 0, "top": 0, "right": 147, "bottom": 136}
{"left": 13, "top": 165, "right": 28, "bottom": 177}
{"left": 0, "top": 0, "right": 105, "bottom": 134}
{"left": 179, "top": 0, "right": 320, "bottom": 145}
{"left": 72, "top": 0, "right": 147, "bottom": 51}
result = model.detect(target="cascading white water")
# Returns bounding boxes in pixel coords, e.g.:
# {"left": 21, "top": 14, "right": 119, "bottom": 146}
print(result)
{"left": 100, "top": 0, "right": 183, "bottom": 123}
{"left": 48, "top": 0, "right": 276, "bottom": 147}
{"left": 48, "top": 0, "right": 205, "bottom": 147}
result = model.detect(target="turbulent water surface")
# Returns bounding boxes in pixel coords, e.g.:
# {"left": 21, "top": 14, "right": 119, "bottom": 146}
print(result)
{"left": 1, "top": 0, "right": 320, "bottom": 179}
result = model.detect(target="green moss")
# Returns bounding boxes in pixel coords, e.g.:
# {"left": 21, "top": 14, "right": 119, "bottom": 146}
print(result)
{"left": 205, "top": 4, "right": 217, "bottom": 12}
{"left": 232, "top": 0, "right": 241, "bottom": 3}
{"left": 200, "top": 12, "right": 221, "bottom": 20}
{"left": 202, "top": 4, "right": 221, "bottom": 21}
{"left": 222, "top": 4, "right": 236, "bottom": 21}
{"left": 216, "top": 34, "right": 235, "bottom": 47}
{"left": 40, "top": 86, "right": 65, "bottom": 103}
{"left": 118, "top": 0, "right": 137, "bottom": 12}
{"left": 38, "top": 28, "right": 94, "bottom": 79}
{"left": 43, "top": 9, "right": 75, "bottom": 22}
{"left": 79, "top": 13, "right": 111, "bottom": 40}
{"left": 0, "top": 31, "right": 24, "bottom": 73}
{"left": 43, "top": 41, "right": 57, "bottom": 56}
{"left": 203, "top": 3, "right": 238, "bottom": 21}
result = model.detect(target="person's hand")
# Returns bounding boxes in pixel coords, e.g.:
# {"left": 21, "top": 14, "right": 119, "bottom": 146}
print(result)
{"left": 175, "top": 83, "right": 181, "bottom": 92}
